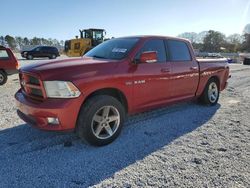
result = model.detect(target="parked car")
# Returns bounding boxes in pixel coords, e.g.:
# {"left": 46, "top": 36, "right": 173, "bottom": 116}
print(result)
{"left": 15, "top": 36, "right": 230, "bottom": 146}
{"left": 0, "top": 46, "right": 19, "bottom": 85}
{"left": 243, "top": 58, "right": 250, "bottom": 65}
{"left": 21, "top": 46, "right": 60, "bottom": 60}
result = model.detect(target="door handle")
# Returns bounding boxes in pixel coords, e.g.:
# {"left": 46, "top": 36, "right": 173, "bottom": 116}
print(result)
{"left": 161, "top": 68, "right": 170, "bottom": 73}
{"left": 190, "top": 66, "right": 198, "bottom": 71}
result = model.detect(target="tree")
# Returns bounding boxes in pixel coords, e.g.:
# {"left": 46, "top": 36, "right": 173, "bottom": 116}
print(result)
{"left": 241, "top": 34, "right": 250, "bottom": 52}
{"left": 192, "top": 42, "right": 203, "bottom": 50}
{"left": 5, "top": 35, "right": 16, "bottom": 50}
{"left": 243, "top": 23, "right": 250, "bottom": 34}
{"left": 30, "top": 37, "right": 41, "bottom": 45}
{"left": 15, "top": 36, "right": 23, "bottom": 50}
{"left": 23, "top": 37, "right": 30, "bottom": 46}
{"left": 60, "top": 40, "right": 64, "bottom": 47}
{"left": 178, "top": 32, "right": 198, "bottom": 43}
{"left": 223, "top": 34, "right": 243, "bottom": 52}
{"left": 202, "top": 30, "right": 226, "bottom": 52}
{"left": 0, "top": 36, "right": 5, "bottom": 46}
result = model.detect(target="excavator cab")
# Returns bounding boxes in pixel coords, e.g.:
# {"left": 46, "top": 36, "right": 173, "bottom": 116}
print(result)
{"left": 65, "top": 28, "right": 106, "bottom": 57}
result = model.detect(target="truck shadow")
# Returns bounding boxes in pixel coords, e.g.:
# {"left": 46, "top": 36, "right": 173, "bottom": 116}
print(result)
{"left": 0, "top": 102, "right": 220, "bottom": 187}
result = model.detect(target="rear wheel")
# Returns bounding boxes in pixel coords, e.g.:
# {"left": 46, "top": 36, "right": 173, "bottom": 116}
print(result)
{"left": 27, "top": 54, "right": 33, "bottom": 60}
{"left": 76, "top": 95, "right": 125, "bottom": 146}
{"left": 49, "top": 54, "right": 56, "bottom": 59}
{"left": 199, "top": 78, "right": 219, "bottom": 106}
{"left": 0, "top": 70, "right": 7, "bottom": 85}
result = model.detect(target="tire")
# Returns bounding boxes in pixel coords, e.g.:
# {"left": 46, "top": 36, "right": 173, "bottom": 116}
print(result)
{"left": 27, "top": 54, "right": 33, "bottom": 60}
{"left": 243, "top": 58, "right": 250, "bottom": 65}
{"left": 199, "top": 78, "right": 220, "bottom": 106}
{"left": 49, "top": 54, "right": 56, "bottom": 59}
{"left": 76, "top": 95, "right": 125, "bottom": 146}
{"left": 0, "top": 70, "right": 7, "bottom": 85}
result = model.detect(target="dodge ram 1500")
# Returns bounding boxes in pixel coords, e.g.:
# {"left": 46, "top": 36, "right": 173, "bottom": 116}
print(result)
{"left": 15, "top": 36, "right": 230, "bottom": 146}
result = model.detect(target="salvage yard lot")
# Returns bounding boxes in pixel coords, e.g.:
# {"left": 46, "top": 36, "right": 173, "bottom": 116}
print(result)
{"left": 0, "top": 57, "right": 249, "bottom": 187}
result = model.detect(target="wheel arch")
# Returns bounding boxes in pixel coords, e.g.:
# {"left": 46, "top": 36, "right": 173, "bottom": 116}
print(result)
{"left": 82, "top": 87, "right": 128, "bottom": 113}
{"left": 0, "top": 69, "right": 6, "bottom": 74}
{"left": 208, "top": 75, "right": 220, "bottom": 88}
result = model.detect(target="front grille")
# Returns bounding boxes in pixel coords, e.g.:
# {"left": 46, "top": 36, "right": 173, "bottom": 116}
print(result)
{"left": 19, "top": 73, "right": 45, "bottom": 100}
{"left": 29, "top": 76, "right": 40, "bottom": 85}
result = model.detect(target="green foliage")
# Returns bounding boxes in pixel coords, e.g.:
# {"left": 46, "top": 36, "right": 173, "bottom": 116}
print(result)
{"left": 178, "top": 31, "right": 246, "bottom": 53}
{"left": 0, "top": 35, "right": 64, "bottom": 51}
{"left": 5, "top": 35, "right": 16, "bottom": 49}
{"left": 202, "top": 30, "right": 226, "bottom": 52}
{"left": 241, "top": 34, "right": 250, "bottom": 52}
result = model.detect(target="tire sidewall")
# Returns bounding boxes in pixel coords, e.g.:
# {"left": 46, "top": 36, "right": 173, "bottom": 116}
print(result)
{"left": 204, "top": 79, "right": 220, "bottom": 106}
{"left": 77, "top": 95, "right": 125, "bottom": 146}
{"left": 50, "top": 54, "right": 56, "bottom": 59}
{"left": 27, "top": 54, "right": 33, "bottom": 60}
{"left": 0, "top": 71, "right": 7, "bottom": 85}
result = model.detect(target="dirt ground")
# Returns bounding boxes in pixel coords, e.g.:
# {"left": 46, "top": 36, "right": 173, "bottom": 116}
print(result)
{"left": 0, "top": 59, "right": 249, "bottom": 187}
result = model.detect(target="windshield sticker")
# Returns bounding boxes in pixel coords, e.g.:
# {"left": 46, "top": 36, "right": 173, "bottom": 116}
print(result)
{"left": 112, "top": 48, "right": 127, "bottom": 53}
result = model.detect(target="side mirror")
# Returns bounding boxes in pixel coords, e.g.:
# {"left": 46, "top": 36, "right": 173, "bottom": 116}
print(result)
{"left": 139, "top": 51, "right": 157, "bottom": 63}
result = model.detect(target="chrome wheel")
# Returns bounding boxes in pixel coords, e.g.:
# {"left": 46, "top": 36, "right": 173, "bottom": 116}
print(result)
{"left": 91, "top": 106, "right": 120, "bottom": 139}
{"left": 208, "top": 82, "right": 218, "bottom": 103}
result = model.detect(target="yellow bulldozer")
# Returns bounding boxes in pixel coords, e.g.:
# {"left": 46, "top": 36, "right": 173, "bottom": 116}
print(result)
{"left": 64, "top": 28, "right": 106, "bottom": 57}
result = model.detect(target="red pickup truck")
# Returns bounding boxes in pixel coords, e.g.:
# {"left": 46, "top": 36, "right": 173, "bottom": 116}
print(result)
{"left": 15, "top": 36, "right": 230, "bottom": 146}
{"left": 0, "top": 46, "right": 19, "bottom": 85}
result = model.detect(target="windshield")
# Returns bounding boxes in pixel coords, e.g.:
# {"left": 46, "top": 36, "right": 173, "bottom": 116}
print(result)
{"left": 84, "top": 38, "right": 139, "bottom": 60}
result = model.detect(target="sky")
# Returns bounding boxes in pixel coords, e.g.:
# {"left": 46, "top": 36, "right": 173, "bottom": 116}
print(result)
{"left": 1, "top": 0, "right": 250, "bottom": 40}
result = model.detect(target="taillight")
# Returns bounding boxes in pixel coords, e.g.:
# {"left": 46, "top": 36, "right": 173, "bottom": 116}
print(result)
{"left": 15, "top": 61, "right": 19, "bottom": 69}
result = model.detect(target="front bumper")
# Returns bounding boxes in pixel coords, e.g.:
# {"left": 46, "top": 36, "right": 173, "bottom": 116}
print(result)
{"left": 15, "top": 89, "right": 82, "bottom": 131}
{"left": 6, "top": 69, "right": 19, "bottom": 75}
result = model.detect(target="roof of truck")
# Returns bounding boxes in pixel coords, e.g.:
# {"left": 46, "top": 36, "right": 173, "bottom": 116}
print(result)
{"left": 117, "top": 35, "right": 191, "bottom": 42}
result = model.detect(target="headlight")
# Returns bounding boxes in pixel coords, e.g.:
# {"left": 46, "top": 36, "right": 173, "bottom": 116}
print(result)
{"left": 43, "top": 81, "right": 81, "bottom": 98}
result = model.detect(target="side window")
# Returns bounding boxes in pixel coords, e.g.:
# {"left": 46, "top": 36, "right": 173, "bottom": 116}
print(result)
{"left": 41, "top": 47, "right": 47, "bottom": 52}
{"left": 0, "top": 50, "right": 10, "bottom": 59}
{"left": 35, "top": 47, "right": 41, "bottom": 51}
{"left": 167, "top": 40, "right": 191, "bottom": 61}
{"left": 136, "top": 39, "right": 167, "bottom": 63}
{"left": 45, "top": 47, "right": 54, "bottom": 52}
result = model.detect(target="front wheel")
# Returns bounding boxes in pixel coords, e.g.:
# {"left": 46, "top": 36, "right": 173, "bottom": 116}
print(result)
{"left": 199, "top": 78, "right": 220, "bottom": 106}
{"left": 0, "top": 70, "right": 7, "bottom": 85}
{"left": 76, "top": 95, "right": 125, "bottom": 146}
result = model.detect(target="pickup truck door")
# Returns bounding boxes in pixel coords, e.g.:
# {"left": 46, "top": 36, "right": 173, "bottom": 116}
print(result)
{"left": 166, "top": 40, "right": 199, "bottom": 99}
{"left": 132, "top": 39, "right": 171, "bottom": 110}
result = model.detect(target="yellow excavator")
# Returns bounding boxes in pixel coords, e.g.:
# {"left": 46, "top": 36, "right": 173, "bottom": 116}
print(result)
{"left": 64, "top": 28, "right": 106, "bottom": 57}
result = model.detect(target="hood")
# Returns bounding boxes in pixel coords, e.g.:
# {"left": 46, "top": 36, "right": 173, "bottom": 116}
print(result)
{"left": 20, "top": 57, "right": 119, "bottom": 81}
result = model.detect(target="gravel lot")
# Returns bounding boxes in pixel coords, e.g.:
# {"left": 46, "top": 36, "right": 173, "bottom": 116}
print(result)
{"left": 0, "top": 57, "right": 249, "bottom": 187}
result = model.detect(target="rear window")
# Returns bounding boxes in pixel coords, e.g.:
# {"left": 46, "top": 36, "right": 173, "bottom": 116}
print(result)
{"left": 167, "top": 40, "right": 191, "bottom": 61}
{"left": 0, "top": 50, "right": 9, "bottom": 59}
